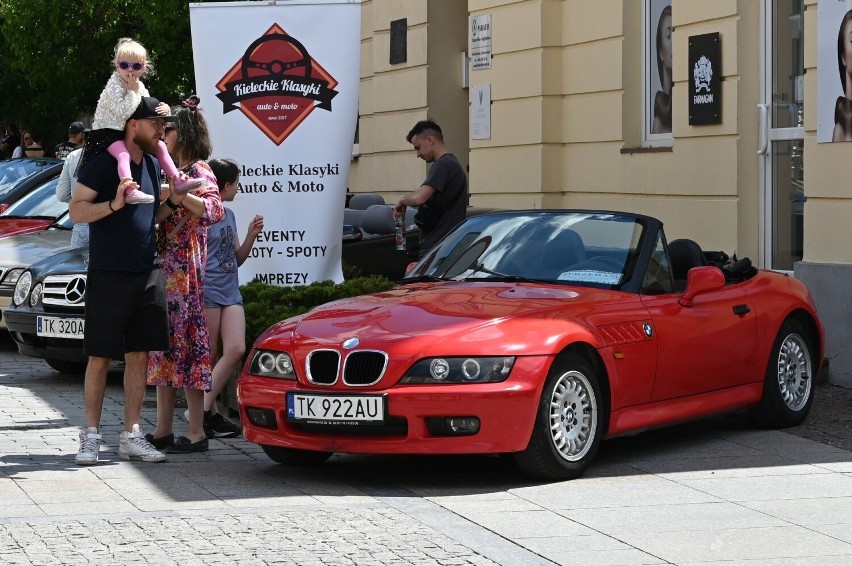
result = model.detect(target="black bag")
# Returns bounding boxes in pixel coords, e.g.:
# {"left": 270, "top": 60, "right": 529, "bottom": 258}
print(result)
{"left": 413, "top": 198, "right": 442, "bottom": 231}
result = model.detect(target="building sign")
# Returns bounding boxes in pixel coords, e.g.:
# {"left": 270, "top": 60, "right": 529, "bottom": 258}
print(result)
{"left": 470, "top": 14, "right": 492, "bottom": 71}
{"left": 688, "top": 32, "right": 721, "bottom": 125}
{"left": 471, "top": 84, "right": 491, "bottom": 140}
{"left": 190, "top": 1, "right": 361, "bottom": 285}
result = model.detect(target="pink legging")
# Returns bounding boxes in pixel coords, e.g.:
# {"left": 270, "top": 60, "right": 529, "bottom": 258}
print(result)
{"left": 108, "top": 139, "right": 180, "bottom": 180}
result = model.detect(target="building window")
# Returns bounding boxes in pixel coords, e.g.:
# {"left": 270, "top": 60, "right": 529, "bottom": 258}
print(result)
{"left": 644, "top": 0, "right": 673, "bottom": 146}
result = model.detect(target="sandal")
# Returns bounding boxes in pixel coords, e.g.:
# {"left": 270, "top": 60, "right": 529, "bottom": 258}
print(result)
{"left": 167, "top": 436, "right": 209, "bottom": 453}
{"left": 143, "top": 432, "right": 174, "bottom": 450}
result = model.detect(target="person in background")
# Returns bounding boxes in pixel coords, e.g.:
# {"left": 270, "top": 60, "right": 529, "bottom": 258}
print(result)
{"left": 197, "top": 157, "right": 263, "bottom": 438}
{"left": 54, "top": 121, "right": 88, "bottom": 160}
{"left": 11, "top": 130, "right": 32, "bottom": 158}
{"left": 393, "top": 120, "right": 467, "bottom": 258}
{"left": 145, "top": 95, "right": 224, "bottom": 454}
{"left": 69, "top": 97, "right": 172, "bottom": 466}
{"left": 23, "top": 131, "right": 46, "bottom": 158}
{"left": 56, "top": 147, "right": 89, "bottom": 248}
{"left": 1, "top": 124, "right": 20, "bottom": 159}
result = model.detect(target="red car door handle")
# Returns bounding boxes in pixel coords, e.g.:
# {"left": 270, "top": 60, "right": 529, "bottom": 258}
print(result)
{"left": 733, "top": 304, "right": 750, "bottom": 315}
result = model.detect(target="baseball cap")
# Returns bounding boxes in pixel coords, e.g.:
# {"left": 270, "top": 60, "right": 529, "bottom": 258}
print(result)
{"left": 68, "top": 121, "right": 89, "bottom": 134}
{"left": 127, "top": 97, "right": 176, "bottom": 122}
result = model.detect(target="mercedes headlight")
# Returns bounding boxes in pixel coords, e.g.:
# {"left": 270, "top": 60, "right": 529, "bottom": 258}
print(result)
{"left": 29, "top": 282, "right": 43, "bottom": 307}
{"left": 2, "top": 267, "right": 24, "bottom": 287}
{"left": 249, "top": 349, "right": 297, "bottom": 379}
{"left": 12, "top": 271, "right": 32, "bottom": 306}
{"left": 400, "top": 356, "right": 515, "bottom": 384}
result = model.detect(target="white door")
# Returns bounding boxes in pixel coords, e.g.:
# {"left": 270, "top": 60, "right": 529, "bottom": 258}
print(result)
{"left": 758, "top": 0, "right": 805, "bottom": 271}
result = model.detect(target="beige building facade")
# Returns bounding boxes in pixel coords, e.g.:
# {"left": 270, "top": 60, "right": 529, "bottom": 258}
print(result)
{"left": 350, "top": 0, "right": 851, "bottom": 387}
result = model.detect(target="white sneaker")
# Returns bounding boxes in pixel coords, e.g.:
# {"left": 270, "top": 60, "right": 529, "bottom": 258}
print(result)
{"left": 75, "top": 427, "right": 102, "bottom": 466}
{"left": 124, "top": 188, "right": 155, "bottom": 205}
{"left": 119, "top": 424, "right": 167, "bottom": 462}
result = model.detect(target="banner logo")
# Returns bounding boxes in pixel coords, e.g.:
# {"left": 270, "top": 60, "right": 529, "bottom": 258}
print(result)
{"left": 216, "top": 24, "right": 339, "bottom": 145}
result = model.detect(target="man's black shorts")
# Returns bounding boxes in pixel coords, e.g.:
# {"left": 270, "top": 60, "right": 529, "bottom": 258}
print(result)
{"left": 84, "top": 268, "right": 169, "bottom": 359}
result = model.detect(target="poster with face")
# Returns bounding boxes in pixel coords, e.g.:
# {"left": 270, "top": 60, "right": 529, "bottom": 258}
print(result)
{"left": 647, "top": 0, "right": 673, "bottom": 138}
{"left": 818, "top": 0, "right": 852, "bottom": 142}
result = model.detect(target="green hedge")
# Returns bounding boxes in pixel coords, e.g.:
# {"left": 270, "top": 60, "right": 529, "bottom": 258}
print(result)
{"left": 240, "top": 276, "right": 397, "bottom": 350}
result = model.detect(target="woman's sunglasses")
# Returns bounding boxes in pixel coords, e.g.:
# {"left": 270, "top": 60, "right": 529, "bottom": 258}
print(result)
{"left": 118, "top": 61, "right": 145, "bottom": 71}
{"left": 164, "top": 126, "right": 176, "bottom": 134}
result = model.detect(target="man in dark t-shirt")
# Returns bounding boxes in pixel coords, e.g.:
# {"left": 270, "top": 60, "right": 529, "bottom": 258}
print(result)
{"left": 393, "top": 120, "right": 467, "bottom": 257}
{"left": 54, "top": 121, "right": 88, "bottom": 160}
{"left": 69, "top": 96, "right": 179, "bottom": 466}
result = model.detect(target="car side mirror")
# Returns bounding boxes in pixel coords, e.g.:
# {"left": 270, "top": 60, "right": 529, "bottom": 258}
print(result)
{"left": 343, "top": 225, "right": 362, "bottom": 242}
{"left": 679, "top": 266, "right": 725, "bottom": 307}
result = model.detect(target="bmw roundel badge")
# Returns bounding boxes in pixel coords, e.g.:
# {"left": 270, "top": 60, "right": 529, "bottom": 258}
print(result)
{"left": 342, "top": 337, "right": 360, "bottom": 350}
{"left": 643, "top": 322, "right": 653, "bottom": 337}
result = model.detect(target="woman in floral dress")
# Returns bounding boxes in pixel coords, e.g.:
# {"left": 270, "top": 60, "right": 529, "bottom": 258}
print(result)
{"left": 146, "top": 95, "right": 224, "bottom": 453}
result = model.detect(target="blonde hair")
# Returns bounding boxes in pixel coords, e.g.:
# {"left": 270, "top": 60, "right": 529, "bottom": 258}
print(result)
{"left": 113, "top": 38, "right": 154, "bottom": 74}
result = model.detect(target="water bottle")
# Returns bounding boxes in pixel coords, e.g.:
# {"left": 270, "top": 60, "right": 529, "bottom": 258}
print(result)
{"left": 394, "top": 216, "right": 406, "bottom": 251}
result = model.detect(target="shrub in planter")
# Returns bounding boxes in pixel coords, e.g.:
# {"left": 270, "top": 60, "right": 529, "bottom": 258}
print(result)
{"left": 241, "top": 275, "right": 397, "bottom": 350}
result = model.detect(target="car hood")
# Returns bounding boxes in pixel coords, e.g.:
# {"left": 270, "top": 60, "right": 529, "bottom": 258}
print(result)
{"left": 0, "top": 218, "right": 54, "bottom": 239}
{"left": 28, "top": 246, "right": 88, "bottom": 279}
{"left": 0, "top": 229, "right": 73, "bottom": 268}
{"left": 265, "top": 281, "right": 634, "bottom": 357}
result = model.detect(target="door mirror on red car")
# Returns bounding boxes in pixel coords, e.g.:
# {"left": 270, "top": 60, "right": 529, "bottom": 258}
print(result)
{"left": 679, "top": 266, "right": 725, "bottom": 307}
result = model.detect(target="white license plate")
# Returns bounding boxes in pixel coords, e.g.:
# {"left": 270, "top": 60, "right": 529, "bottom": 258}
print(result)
{"left": 286, "top": 392, "right": 384, "bottom": 424}
{"left": 36, "top": 316, "right": 85, "bottom": 339}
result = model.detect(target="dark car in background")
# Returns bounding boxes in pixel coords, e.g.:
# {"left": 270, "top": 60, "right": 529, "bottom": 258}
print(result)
{"left": 4, "top": 244, "right": 87, "bottom": 375}
{"left": 0, "top": 214, "right": 74, "bottom": 330}
{"left": 0, "top": 158, "right": 63, "bottom": 213}
{"left": 341, "top": 194, "right": 490, "bottom": 280}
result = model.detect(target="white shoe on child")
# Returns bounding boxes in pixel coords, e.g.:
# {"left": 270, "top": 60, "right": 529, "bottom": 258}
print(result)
{"left": 124, "top": 188, "right": 155, "bottom": 205}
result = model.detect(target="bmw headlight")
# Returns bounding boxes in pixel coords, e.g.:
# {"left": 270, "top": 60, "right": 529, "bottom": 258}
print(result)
{"left": 29, "top": 282, "right": 43, "bottom": 307}
{"left": 249, "top": 349, "right": 297, "bottom": 379}
{"left": 400, "top": 356, "right": 515, "bottom": 384}
{"left": 12, "top": 271, "right": 32, "bottom": 306}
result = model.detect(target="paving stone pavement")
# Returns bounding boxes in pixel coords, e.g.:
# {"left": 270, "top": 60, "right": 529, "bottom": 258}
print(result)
{"left": 3, "top": 334, "right": 852, "bottom": 565}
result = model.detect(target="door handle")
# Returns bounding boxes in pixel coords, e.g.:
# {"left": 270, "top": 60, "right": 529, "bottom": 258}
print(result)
{"left": 733, "top": 304, "right": 751, "bottom": 315}
{"left": 757, "top": 103, "right": 769, "bottom": 156}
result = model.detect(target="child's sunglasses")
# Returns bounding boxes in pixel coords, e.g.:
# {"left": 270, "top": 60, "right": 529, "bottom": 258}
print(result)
{"left": 118, "top": 61, "right": 144, "bottom": 71}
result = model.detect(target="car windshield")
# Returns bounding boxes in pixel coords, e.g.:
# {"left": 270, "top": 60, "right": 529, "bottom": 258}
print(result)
{"left": 0, "top": 159, "right": 56, "bottom": 198}
{"left": 0, "top": 177, "right": 66, "bottom": 218}
{"left": 405, "top": 211, "right": 646, "bottom": 290}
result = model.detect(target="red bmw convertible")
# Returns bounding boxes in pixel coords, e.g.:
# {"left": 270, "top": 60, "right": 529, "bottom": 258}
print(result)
{"left": 238, "top": 210, "right": 823, "bottom": 480}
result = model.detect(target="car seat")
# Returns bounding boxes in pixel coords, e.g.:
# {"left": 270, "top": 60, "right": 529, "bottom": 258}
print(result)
{"left": 668, "top": 238, "right": 706, "bottom": 291}
{"left": 536, "top": 230, "right": 586, "bottom": 277}
{"left": 349, "top": 193, "right": 385, "bottom": 210}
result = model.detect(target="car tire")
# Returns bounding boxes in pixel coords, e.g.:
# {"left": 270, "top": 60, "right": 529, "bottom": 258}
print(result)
{"left": 514, "top": 353, "right": 607, "bottom": 481}
{"left": 261, "top": 444, "right": 333, "bottom": 466}
{"left": 749, "top": 318, "right": 815, "bottom": 428}
{"left": 45, "top": 359, "right": 87, "bottom": 376}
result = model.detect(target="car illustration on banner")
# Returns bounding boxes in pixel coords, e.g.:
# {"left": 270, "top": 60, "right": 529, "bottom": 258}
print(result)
{"left": 237, "top": 209, "right": 824, "bottom": 480}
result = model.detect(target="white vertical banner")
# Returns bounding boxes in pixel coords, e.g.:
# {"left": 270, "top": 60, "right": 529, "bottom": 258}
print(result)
{"left": 189, "top": 0, "right": 361, "bottom": 285}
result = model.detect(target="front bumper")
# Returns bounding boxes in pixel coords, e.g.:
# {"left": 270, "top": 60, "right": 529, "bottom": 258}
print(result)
{"left": 237, "top": 355, "right": 551, "bottom": 455}
{"left": 4, "top": 307, "right": 87, "bottom": 363}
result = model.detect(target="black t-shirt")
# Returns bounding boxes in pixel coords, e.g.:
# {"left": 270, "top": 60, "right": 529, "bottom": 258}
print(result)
{"left": 54, "top": 141, "right": 77, "bottom": 161}
{"left": 77, "top": 151, "right": 161, "bottom": 272}
{"left": 419, "top": 153, "right": 467, "bottom": 254}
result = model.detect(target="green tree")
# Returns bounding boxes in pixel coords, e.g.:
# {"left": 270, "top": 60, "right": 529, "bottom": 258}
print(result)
{"left": 0, "top": 0, "right": 197, "bottom": 150}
